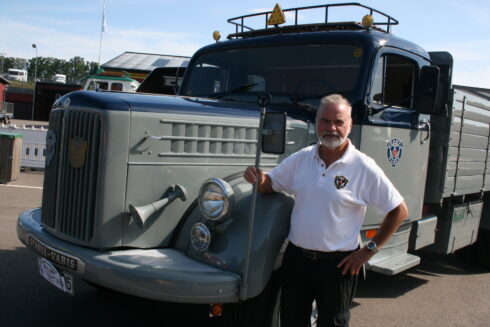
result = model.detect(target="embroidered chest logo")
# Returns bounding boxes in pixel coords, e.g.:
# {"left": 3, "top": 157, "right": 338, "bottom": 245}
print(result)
{"left": 386, "top": 138, "right": 404, "bottom": 167}
{"left": 334, "top": 175, "right": 349, "bottom": 189}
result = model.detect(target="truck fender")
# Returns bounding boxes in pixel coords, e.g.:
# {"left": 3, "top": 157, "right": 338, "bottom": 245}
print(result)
{"left": 173, "top": 178, "right": 294, "bottom": 300}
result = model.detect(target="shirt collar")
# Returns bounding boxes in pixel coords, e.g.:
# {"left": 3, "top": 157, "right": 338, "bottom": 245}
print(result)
{"left": 313, "top": 139, "right": 355, "bottom": 165}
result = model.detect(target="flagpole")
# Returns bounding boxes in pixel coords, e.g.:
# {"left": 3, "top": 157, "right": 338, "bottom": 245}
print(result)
{"left": 98, "top": 0, "right": 106, "bottom": 67}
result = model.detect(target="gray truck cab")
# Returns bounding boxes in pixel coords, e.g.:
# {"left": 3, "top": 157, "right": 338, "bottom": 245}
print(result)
{"left": 19, "top": 3, "right": 488, "bottom": 326}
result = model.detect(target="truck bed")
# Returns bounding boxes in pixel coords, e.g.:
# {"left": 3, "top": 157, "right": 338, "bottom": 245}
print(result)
{"left": 426, "top": 86, "right": 490, "bottom": 203}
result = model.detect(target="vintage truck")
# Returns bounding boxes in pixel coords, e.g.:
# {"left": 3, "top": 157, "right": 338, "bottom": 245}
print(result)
{"left": 16, "top": 3, "right": 490, "bottom": 326}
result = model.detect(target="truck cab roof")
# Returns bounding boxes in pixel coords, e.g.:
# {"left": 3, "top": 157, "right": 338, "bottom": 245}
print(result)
{"left": 195, "top": 29, "right": 430, "bottom": 62}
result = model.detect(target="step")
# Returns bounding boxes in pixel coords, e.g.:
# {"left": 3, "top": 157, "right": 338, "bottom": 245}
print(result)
{"left": 368, "top": 253, "right": 420, "bottom": 275}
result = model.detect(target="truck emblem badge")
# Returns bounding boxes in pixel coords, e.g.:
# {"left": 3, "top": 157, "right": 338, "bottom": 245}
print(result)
{"left": 68, "top": 137, "right": 87, "bottom": 168}
{"left": 387, "top": 138, "right": 403, "bottom": 167}
{"left": 45, "top": 130, "right": 56, "bottom": 166}
{"left": 334, "top": 175, "right": 349, "bottom": 189}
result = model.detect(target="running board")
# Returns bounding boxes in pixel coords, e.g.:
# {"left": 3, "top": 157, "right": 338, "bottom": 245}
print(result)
{"left": 367, "top": 253, "right": 420, "bottom": 275}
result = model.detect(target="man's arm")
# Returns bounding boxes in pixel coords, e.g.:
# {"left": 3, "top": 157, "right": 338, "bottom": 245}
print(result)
{"left": 337, "top": 201, "right": 409, "bottom": 275}
{"left": 243, "top": 166, "right": 274, "bottom": 193}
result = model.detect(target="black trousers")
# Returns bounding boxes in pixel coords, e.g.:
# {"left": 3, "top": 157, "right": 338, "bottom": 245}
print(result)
{"left": 280, "top": 242, "right": 358, "bottom": 327}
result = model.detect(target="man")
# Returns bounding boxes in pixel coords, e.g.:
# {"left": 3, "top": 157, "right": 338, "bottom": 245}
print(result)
{"left": 244, "top": 94, "right": 408, "bottom": 327}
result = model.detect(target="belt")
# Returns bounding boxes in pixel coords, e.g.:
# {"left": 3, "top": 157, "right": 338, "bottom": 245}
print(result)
{"left": 292, "top": 243, "right": 354, "bottom": 260}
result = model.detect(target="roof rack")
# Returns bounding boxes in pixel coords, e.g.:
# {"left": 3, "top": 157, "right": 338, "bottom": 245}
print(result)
{"left": 227, "top": 2, "right": 399, "bottom": 39}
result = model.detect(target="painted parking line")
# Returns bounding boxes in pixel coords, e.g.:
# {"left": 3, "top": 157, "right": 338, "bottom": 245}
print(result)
{"left": 0, "top": 184, "right": 43, "bottom": 190}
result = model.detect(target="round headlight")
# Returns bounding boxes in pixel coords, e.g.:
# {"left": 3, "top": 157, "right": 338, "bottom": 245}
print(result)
{"left": 198, "top": 178, "right": 234, "bottom": 221}
{"left": 190, "top": 223, "right": 211, "bottom": 251}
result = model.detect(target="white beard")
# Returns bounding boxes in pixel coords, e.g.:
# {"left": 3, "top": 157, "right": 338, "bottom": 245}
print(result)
{"left": 319, "top": 132, "right": 346, "bottom": 149}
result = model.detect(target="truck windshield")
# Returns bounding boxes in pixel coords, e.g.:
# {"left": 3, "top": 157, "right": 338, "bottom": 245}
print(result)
{"left": 180, "top": 43, "right": 364, "bottom": 110}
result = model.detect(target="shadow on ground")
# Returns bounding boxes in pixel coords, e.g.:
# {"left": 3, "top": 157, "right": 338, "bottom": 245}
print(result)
{"left": 0, "top": 246, "right": 215, "bottom": 327}
{"left": 354, "top": 249, "right": 488, "bottom": 301}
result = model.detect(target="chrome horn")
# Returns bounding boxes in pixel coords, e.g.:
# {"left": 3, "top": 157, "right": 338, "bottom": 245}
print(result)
{"left": 129, "top": 184, "right": 187, "bottom": 228}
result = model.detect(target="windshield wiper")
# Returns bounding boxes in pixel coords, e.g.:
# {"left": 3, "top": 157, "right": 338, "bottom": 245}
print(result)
{"left": 209, "top": 83, "right": 258, "bottom": 99}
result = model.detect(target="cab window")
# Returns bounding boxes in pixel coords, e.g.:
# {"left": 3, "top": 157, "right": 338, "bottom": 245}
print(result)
{"left": 371, "top": 55, "right": 417, "bottom": 109}
{"left": 87, "top": 81, "right": 96, "bottom": 90}
{"left": 111, "top": 83, "right": 123, "bottom": 91}
{"left": 96, "top": 82, "right": 108, "bottom": 90}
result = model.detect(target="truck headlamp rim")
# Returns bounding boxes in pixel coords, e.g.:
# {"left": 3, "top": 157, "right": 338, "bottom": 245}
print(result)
{"left": 198, "top": 178, "right": 234, "bottom": 221}
{"left": 190, "top": 222, "right": 212, "bottom": 252}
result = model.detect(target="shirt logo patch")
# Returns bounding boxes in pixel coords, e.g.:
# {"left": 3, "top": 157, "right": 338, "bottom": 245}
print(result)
{"left": 334, "top": 175, "right": 349, "bottom": 189}
{"left": 387, "top": 138, "right": 403, "bottom": 167}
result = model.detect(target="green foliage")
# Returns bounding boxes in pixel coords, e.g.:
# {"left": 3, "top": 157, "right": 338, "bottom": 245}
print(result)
{"left": 1, "top": 55, "right": 99, "bottom": 83}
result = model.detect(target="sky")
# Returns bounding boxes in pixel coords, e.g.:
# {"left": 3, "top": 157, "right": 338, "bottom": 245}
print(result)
{"left": 1, "top": 0, "right": 490, "bottom": 88}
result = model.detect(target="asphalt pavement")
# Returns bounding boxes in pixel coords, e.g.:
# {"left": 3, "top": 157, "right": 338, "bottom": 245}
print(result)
{"left": 1, "top": 172, "right": 489, "bottom": 327}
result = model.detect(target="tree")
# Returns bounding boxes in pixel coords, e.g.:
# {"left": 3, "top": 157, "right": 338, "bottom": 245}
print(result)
{"left": 23, "top": 56, "right": 99, "bottom": 83}
{"left": 3, "top": 57, "right": 28, "bottom": 72}
{"left": 66, "top": 56, "right": 86, "bottom": 82}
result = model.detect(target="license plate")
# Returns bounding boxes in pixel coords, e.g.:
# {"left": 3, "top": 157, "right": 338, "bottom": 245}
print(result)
{"left": 28, "top": 235, "right": 84, "bottom": 273}
{"left": 38, "top": 257, "right": 74, "bottom": 295}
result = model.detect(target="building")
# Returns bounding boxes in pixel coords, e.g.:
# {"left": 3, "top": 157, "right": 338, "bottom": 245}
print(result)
{"left": 101, "top": 52, "right": 190, "bottom": 82}
{"left": 33, "top": 82, "right": 82, "bottom": 121}
{"left": 0, "top": 76, "right": 13, "bottom": 122}
{"left": 0, "top": 76, "right": 10, "bottom": 103}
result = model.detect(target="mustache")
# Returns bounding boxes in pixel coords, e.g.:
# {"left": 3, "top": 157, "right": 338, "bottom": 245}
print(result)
{"left": 322, "top": 132, "right": 340, "bottom": 138}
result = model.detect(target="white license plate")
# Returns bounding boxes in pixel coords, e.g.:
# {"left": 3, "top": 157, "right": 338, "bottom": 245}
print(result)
{"left": 38, "top": 257, "right": 74, "bottom": 295}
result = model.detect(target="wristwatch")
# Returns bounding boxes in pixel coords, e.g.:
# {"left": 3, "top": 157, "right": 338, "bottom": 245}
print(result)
{"left": 366, "top": 240, "right": 379, "bottom": 253}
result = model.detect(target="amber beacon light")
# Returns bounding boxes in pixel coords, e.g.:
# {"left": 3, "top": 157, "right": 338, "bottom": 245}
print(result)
{"left": 362, "top": 14, "right": 374, "bottom": 28}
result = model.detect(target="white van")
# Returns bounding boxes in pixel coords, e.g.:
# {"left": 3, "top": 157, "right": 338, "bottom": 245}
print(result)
{"left": 7, "top": 69, "right": 28, "bottom": 82}
{"left": 53, "top": 74, "right": 66, "bottom": 84}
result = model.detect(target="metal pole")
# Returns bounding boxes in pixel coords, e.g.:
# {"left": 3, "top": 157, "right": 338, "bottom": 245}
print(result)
{"left": 98, "top": 0, "right": 107, "bottom": 66}
{"left": 240, "top": 93, "right": 271, "bottom": 300}
{"left": 31, "top": 44, "right": 37, "bottom": 121}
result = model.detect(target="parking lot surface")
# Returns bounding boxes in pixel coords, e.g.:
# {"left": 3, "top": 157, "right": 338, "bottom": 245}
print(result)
{"left": 1, "top": 172, "right": 489, "bottom": 326}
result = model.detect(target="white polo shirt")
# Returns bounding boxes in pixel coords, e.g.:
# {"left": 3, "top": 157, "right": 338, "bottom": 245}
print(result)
{"left": 268, "top": 141, "right": 403, "bottom": 252}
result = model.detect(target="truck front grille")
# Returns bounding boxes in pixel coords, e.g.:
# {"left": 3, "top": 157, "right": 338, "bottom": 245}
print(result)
{"left": 41, "top": 109, "right": 101, "bottom": 242}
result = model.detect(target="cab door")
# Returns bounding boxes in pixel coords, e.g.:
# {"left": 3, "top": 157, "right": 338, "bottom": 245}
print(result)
{"left": 360, "top": 49, "right": 431, "bottom": 226}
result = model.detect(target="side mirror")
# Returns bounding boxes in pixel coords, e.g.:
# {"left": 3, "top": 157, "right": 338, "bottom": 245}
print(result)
{"left": 416, "top": 66, "right": 440, "bottom": 114}
{"left": 262, "top": 112, "right": 286, "bottom": 154}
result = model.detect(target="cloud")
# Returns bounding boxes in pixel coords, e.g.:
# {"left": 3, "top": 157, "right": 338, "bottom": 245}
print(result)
{"left": 452, "top": 65, "right": 490, "bottom": 89}
{"left": 0, "top": 18, "right": 203, "bottom": 63}
{"left": 6, "top": 2, "right": 95, "bottom": 14}
{"left": 100, "top": 29, "right": 203, "bottom": 62}
{"left": 424, "top": 39, "right": 490, "bottom": 62}
{"left": 422, "top": 38, "right": 490, "bottom": 88}
{"left": 0, "top": 19, "right": 100, "bottom": 61}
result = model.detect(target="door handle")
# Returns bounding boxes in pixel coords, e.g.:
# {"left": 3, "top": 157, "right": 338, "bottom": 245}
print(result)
{"left": 417, "top": 119, "right": 431, "bottom": 144}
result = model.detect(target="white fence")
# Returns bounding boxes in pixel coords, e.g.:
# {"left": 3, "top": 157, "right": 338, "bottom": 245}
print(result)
{"left": 0, "top": 123, "right": 47, "bottom": 169}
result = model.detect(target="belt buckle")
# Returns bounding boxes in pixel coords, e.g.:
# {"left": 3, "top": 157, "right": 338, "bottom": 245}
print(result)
{"left": 302, "top": 249, "right": 317, "bottom": 260}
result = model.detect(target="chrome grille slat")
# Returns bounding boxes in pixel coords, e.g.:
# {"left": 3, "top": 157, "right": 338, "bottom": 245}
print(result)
{"left": 41, "top": 109, "right": 64, "bottom": 228}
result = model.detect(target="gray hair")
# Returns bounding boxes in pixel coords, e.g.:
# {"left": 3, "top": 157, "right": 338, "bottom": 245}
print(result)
{"left": 317, "top": 94, "right": 352, "bottom": 119}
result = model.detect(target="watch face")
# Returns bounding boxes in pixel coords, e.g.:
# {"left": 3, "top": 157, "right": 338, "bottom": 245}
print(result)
{"left": 367, "top": 241, "right": 377, "bottom": 250}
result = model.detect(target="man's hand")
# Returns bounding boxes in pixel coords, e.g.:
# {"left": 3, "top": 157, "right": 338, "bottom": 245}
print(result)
{"left": 243, "top": 166, "right": 273, "bottom": 193}
{"left": 244, "top": 166, "right": 262, "bottom": 184}
{"left": 338, "top": 202, "right": 409, "bottom": 275}
{"left": 337, "top": 248, "right": 374, "bottom": 275}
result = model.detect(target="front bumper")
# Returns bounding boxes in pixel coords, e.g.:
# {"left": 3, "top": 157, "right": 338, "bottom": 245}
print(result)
{"left": 17, "top": 208, "right": 241, "bottom": 303}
